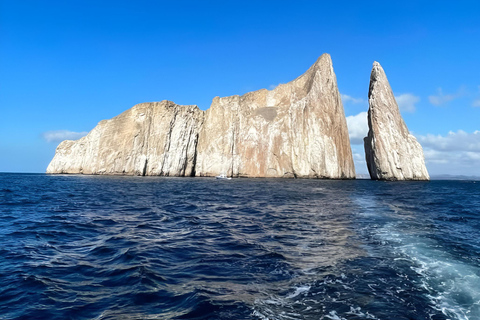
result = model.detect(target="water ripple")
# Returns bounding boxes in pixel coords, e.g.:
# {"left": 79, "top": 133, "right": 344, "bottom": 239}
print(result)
{"left": 0, "top": 174, "right": 479, "bottom": 319}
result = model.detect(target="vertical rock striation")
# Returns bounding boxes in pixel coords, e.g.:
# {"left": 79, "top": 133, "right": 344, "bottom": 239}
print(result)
{"left": 364, "top": 62, "right": 429, "bottom": 181}
{"left": 47, "top": 54, "right": 355, "bottom": 179}
{"left": 46, "top": 101, "right": 204, "bottom": 176}
{"left": 195, "top": 53, "right": 355, "bottom": 178}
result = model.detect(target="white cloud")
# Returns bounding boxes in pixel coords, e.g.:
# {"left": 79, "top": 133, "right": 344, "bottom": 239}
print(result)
{"left": 42, "top": 130, "right": 88, "bottom": 143}
{"left": 350, "top": 144, "right": 368, "bottom": 175}
{"left": 341, "top": 94, "right": 364, "bottom": 104}
{"left": 428, "top": 87, "right": 464, "bottom": 106}
{"left": 353, "top": 152, "right": 364, "bottom": 161}
{"left": 346, "top": 111, "right": 368, "bottom": 145}
{"left": 395, "top": 93, "right": 419, "bottom": 113}
{"left": 416, "top": 130, "right": 480, "bottom": 175}
{"left": 345, "top": 126, "right": 480, "bottom": 176}
{"left": 417, "top": 130, "right": 480, "bottom": 152}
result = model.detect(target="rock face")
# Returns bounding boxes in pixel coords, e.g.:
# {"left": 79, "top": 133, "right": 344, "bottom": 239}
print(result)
{"left": 46, "top": 101, "right": 204, "bottom": 176}
{"left": 363, "top": 62, "right": 429, "bottom": 181}
{"left": 195, "top": 54, "right": 355, "bottom": 178}
{"left": 47, "top": 53, "right": 355, "bottom": 179}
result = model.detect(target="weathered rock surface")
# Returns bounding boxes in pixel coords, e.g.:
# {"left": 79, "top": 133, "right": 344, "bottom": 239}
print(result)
{"left": 364, "top": 62, "right": 429, "bottom": 181}
{"left": 196, "top": 54, "right": 355, "bottom": 178}
{"left": 47, "top": 53, "right": 355, "bottom": 178}
{"left": 46, "top": 101, "right": 203, "bottom": 176}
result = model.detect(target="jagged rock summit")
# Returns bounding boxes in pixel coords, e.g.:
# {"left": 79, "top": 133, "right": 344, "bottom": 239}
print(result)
{"left": 363, "top": 62, "right": 429, "bottom": 181}
{"left": 196, "top": 54, "right": 355, "bottom": 178}
{"left": 47, "top": 53, "right": 356, "bottom": 179}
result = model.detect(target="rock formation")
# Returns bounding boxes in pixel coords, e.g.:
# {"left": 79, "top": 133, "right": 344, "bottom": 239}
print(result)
{"left": 47, "top": 53, "right": 356, "bottom": 179}
{"left": 46, "top": 101, "right": 203, "bottom": 176}
{"left": 363, "top": 62, "right": 429, "bottom": 181}
{"left": 196, "top": 54, "right": 355, "bottom": 178}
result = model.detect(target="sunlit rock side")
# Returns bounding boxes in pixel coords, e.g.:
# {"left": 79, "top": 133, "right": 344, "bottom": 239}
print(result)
{"left": 47, "top": 54, "right": 355, "bottom": 178}
{"left": 195, "top": 53, "right": 355, "bottom": 178}
{"left": 46, "top": 101, "right": 203, "bottom": 176}
{"left": 363, "top": 62, "right": 429, "bottom": 181}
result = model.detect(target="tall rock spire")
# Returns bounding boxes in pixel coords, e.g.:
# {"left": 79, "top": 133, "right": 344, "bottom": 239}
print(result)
{"left": 364, "top": 62, "right": 429, "bottom": 181}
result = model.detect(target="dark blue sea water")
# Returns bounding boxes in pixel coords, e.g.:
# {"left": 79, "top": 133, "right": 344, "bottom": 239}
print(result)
{"left": 0, "top": 173, "right": 479, "bottom": 320}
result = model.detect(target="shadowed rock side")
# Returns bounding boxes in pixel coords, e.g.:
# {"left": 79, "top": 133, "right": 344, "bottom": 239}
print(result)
{"left": 196, "top": 54, "right": 355, "bottom": 178}
{"left": 47, "top": 53, "right": 355, "bottom": 178}
{"left": 46, "top": 101, "right": 203, "bottom": 176}
{"left": 364, "top": 62, "right": 429, "bottom": 181}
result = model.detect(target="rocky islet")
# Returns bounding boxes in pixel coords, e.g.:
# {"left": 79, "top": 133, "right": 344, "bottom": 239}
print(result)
{"left": 47, "top": 55, "right": 429, "bottom": 180}
{"left": 363, "top": 62, "right": 429, "bottom": 181}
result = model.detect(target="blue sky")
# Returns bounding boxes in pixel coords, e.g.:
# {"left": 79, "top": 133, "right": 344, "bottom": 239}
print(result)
{"left": 1, "top": 0, "right": 479, "bottom": 176}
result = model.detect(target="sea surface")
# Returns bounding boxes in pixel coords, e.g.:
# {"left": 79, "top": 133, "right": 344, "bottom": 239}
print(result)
{"left": 0, "top": 173, "right": 479, "bottom": 320}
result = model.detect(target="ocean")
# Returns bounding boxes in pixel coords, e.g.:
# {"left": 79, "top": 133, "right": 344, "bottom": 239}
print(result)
{"left": 0, "top": 173, "right": 479, "bottom": 320}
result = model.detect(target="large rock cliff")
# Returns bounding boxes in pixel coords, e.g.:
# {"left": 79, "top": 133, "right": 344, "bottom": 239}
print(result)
{"left": 196, "top": 54, "right": 355, "bottom": 178}
{"left": 363, "top": 62, "right": 429, "bottom": 181}
{"left": 46, "top": 101, "right": 203, "bottom": 176}
{"left": 47, "top": 54, "right": 355, "bottom": 178}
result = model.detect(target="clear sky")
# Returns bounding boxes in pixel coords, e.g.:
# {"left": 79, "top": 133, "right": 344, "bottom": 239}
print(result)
{"left": 1, "top": 0, "right": 479, "bottom": 176}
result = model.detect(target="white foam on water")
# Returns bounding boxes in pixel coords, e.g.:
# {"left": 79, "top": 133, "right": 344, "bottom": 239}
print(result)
{"left": 253, "top": 279, "right": 380, "bottom": 320}
{"left": 345, "top": 306, "right": 379, "bottom": 319}
{"left": 286, "top": 285, "right": 311, "bottom": 299}
{"left": 379, "top": 225, "right": 480, "bottom": 320}
{"left": 322, "top": 310, "right": 346, "bottom": 320}
{"left": 252, "top": 309, "right": 270, "bottom": 320}
{"left": 355, "top": 192, "right": 480, "bottom": 320}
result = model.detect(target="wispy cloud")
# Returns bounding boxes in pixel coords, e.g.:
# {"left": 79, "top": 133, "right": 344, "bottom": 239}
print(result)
{"left": 42, "top": 130, "right": 88, "bottom": 143}
{"left": 428, "top": 87, "right": 464, "bottom": 106}
{"left": 268, "top": 83, "right": 284, "bottom": 90}
{"left": 417, "top": 130, "right": 480, "bottom": 152}
{"left": 395, "top": 93, "right": 419, "bottom": 113}
{"left": 416, "top": 130, "right": 480, "bottom": 175}
{"left": 346, "top": 111, "right": 368, "bottom": 145}
{"left": 350, "top": 144, "right": 367, "bottom": 174}
{"left": 341, "top": 94, "right": 364, "bottom": 104}
{"left": 473, "top": 85, "right": 480, "bottom": 107}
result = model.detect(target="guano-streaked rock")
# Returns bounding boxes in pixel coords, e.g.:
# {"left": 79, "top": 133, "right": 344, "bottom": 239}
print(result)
{"left": 47, "top": 54, "right": 356, "bottom": 179}
{"left": 363, "top": 62, "right": 429, "bottom": 181}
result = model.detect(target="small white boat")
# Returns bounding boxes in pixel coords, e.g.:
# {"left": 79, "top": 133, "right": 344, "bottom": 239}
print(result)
{"left": 215, "top": 174, "right": 232, "bottom": 180}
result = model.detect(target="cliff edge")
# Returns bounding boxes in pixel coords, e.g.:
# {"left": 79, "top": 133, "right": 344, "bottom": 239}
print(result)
{"left": 196, "top": 53, "right": 355, "bottom": 178}
{"left": 47, "top": 54, "right": 355, "bottom": 178}
{"left": 46, "top": 101, "right": 203, "bottom": 176}
{"left": 363, "top": 62, "right": 429, "bottom": 181}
